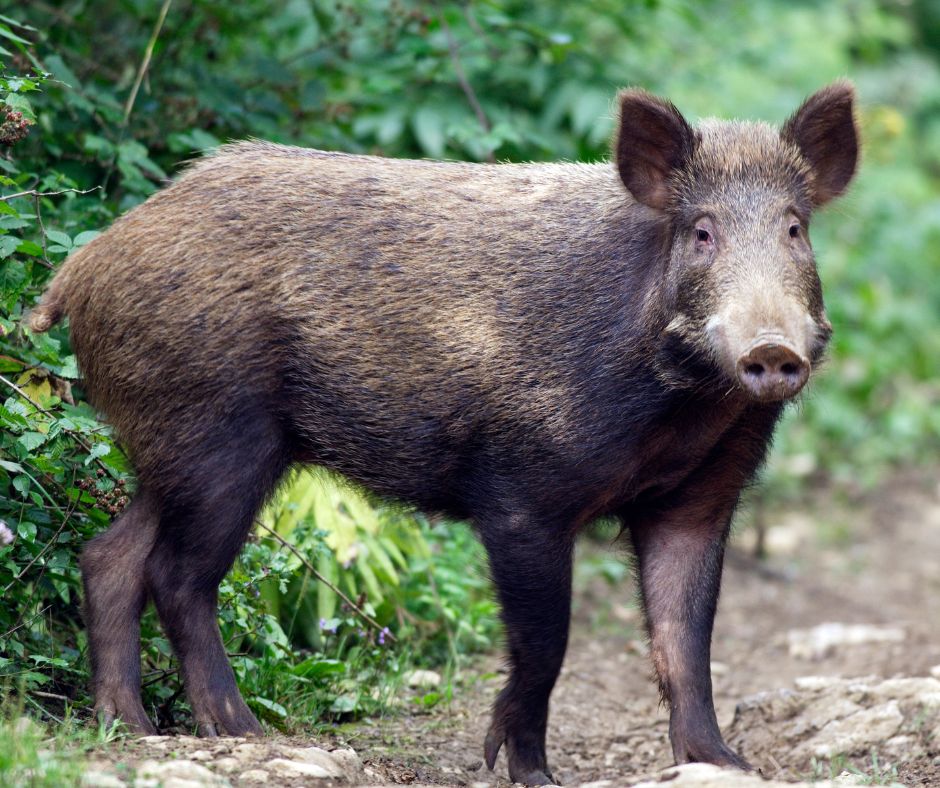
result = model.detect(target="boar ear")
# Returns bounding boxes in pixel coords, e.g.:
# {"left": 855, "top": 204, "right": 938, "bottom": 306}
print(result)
{"left": 782, "top": 80, "right": 859, "bottom": 206}
{"left": 614, "top": 89, "right": 696, "bottom": 210}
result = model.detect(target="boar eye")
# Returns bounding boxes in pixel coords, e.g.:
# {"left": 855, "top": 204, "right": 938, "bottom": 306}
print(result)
{"left": 692, "top": 217, "right": 716, "bottom": 251}
{"left": 694, "top": 223, "right": 714, "bottom": 249}
{"left": 789, "top": 222, "right": 801, "bottom": 239}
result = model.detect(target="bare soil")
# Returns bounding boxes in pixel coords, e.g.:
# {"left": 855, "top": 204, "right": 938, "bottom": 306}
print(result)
{"left": 346, "top": 472, "right": 940, "bottom": 786}
{"left": 88, "top": 472, "right": 940, "bottom": 786}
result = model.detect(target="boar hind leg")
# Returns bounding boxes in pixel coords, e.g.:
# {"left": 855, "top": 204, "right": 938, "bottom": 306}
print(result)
{"left": 481, "top": 522, "right": 573, "bottom": 786}
{"left": 81, "top": 490, "right": 159, "bottom": 733}
{"left": 630, "top": 504, "right": 749, "bottom": 770}
{"left": 144, "top": 413, "right": 288, "bottom": 737}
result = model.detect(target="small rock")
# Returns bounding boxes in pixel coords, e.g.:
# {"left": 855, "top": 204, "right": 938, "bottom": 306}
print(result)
{"left": 188, "top": 750, "right": 214, "bottom": 762}
{"left": 787, "top": 623, "right": 905, "bottom": 660}
{"left": 800, "top": 701, "right": 904, "bottom": 758}
{"left": 866, "top": 676, "right": 940, "bottom": 707}
{"left": 930, "top": 664, "right": 940, "bottom": 680}
{"left": 710, "top": 661, "right": 729, "bottom": 676}
{"left": 279, "top": 745, "right": 358, "bottom": 778}
{"left": 212, "top": 758, "right": 240, "bottom": 774}
{"left": 81, "top": 770, "right": 126, "bottom": 788}
{"left": 238, "top": 770, "right": 269, "bottom": 783}
{"left": 833, "top": 772, "right": 866, "bottom": 785}
{"left": 134, "top": 759, "right": 229, "bottom": 787}
{"left": 630, "top": 762, "right": 807, "bottom": 786}
{"left": 406, "top": 669, "right": 442, "bottom": 688}
{"left": 267, "top": 758, "right": 332, "bottom": 778}
{"left": 232, "top": 742, "right": 269, "bottom": 762}
{"left": 799, "top": 694, "right": 863, "bottom": 730}
{"left": 138, "top": 735, "right": 173, "bottom": 746}
{"left": 328, "top": 747, "right": 363, "bottom": 776}
{"left": 794, "top": 675, "right": 845, "bottom": 691}
{"left": 883, "top": 734, "right": 915, "bottom": 757}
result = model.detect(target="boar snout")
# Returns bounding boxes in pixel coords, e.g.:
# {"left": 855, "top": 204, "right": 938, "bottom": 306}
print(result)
{"left": 736, "top": 337, "right": 809, "bottom": 401}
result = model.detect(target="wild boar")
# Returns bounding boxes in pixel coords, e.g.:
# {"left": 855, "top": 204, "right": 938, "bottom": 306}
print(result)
{"left": 29, "top": 82, "right": 858, "bottom": 784}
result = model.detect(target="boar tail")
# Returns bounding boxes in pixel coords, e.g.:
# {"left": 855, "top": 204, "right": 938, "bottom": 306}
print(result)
{"left": 28, "top": 266, "right": 72, "bottom": 332}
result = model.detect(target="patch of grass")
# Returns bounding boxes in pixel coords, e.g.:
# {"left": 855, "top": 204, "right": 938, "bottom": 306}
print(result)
{"left": 807, "top": 751, "right": 901, "bottom": 785}
{"left": 0, "top": 704, "right": 125, "bottom": 787}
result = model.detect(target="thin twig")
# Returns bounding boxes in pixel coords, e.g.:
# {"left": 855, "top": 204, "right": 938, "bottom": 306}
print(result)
{"left": 437, "top": 3, "right": 493, "bottom": 161}
{"left": 32, "top": 194, "right": 53, "bottom": 270}
{"left": 254, "top": 520, "right": 396, "bottom": 642}
{"left": 0, "top": 605, "right": 51, "bottom": 640}
{"left": 462, "top": 4, "right": 499, "bottom": 59}
{"left": 2, "top": 498, "right": 77, "bottom": 594}
{"left": 122, "top": 0, "right": 173, "bottom": 126}
{"left": 0, "top": 186, "right": 100, "bottom": 203}
{"left": 31, "top": 690, "right": 70, "bottom": 702}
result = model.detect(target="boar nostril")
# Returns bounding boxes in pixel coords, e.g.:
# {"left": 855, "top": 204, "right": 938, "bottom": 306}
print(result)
{"left": 745, "top": 362, "right": 765, "bottom": 377}
{"left": 736, "top": 342, "right": 809, "bottom": 402}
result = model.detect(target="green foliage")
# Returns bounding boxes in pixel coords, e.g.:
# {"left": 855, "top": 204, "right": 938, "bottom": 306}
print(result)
{"left": 0, "top": 0, "right": 937, "bottom": 736}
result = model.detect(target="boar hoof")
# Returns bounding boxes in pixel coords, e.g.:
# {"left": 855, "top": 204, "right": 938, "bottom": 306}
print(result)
{"left": 510, "top": 767, "right": 557, "bottom": 786}
{"left": 94, "top": 699, "right": 157, "bottom": 736}
{"left": 196, "top": 720, "right": 219, "bottom": 737}
{"left": 675, "top": 736, "right": 752, "bottom": 771}
{"left": 483, "top": 721, "right": 505, "bottom": 769}
{"left": 194, "top": 714, "right": 263, "bottom": 738}
{"left": 484, "top": 722, "right": 557, "bottom": 785}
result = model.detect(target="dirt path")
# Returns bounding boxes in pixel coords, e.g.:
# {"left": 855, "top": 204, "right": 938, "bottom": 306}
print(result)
{"left": 85, "top": 473, "right": 940, "bottom": 786}
{"left": 348, "top": 473, "right": 940, "bottom": 787}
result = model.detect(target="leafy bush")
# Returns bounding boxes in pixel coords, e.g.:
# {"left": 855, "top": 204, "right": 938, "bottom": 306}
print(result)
{"left": 0, "top": 0, "right": 938, "bottom": 731}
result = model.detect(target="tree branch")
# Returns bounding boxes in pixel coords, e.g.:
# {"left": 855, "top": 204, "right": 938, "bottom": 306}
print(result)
{"left": 437, "top": 4, "right": 494, "bottom": 161}
{"left": 122, "top": 0, "right": 173, "bottom": 127}
{"left": 0, "top": 186, "right": 100, "bottom": 203}
{"left": 254, "top": 520, "right": 396, "bottom": 642}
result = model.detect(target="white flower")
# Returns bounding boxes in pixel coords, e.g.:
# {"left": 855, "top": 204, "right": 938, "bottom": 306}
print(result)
{"left": 0, "top": 520, "right": 13, "bottom": 546}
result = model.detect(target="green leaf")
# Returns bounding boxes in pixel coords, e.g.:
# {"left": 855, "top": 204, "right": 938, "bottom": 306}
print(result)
{"left": 0, "top": 24, "right": 32, "bottom": 46}
{"left": 72, "top": 230, "right": 100, "bottom": 247}
{"left": 16, "top": 521, "right": 36, "bottom": 540}
{"left": 84, "top": 443, "right": 111, "bottom": 465}
{"left": 12, "top": 474, "right": 30, "bottom": 497}
{"left": 0, "top": 235, "right": 18, "bottom": 259}
{"left": 0, "top": 15, "right": 37, "bottom": 32}
{"left": 44, "top": 230, "right": 72, "bottom": 250}
{"left": 330, "top": 693, "right": 359, "bottom": 714}
{"left": 15, "top": 239, "right": 42, "bottom": 257}
{"left": 2, "top": 93, "right": 34, "bottom": 120}
{"left": 17, "top": 431, "right": 46, "bottom": 451}
{"left": 250, "top": 696, "right": 287, "bottom": 721}
{"left": 292, "top": 658, "right": 346, "bottom": 679}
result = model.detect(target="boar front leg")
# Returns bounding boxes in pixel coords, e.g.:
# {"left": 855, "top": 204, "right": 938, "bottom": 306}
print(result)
{"left": 481, "top": 518, "right": 574, "bottom": 786}
{"left": 630, "top": 498, "right": 748, "bottom": 769}
{"left": 628, "top": 409, "right": 779, "bottom": 769}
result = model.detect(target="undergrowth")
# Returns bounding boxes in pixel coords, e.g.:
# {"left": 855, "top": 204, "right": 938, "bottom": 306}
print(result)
{"left": 0, "top": 0, "right": 938, "bottom": 754}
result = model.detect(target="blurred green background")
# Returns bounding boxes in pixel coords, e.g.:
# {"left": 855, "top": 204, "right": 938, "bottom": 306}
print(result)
{"left": 0, "top": 0, "right": 937, "bottom": 740}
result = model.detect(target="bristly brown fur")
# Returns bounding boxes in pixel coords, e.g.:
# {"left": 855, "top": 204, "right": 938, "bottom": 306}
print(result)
{"left": 28, "top": 83, "right": 858, "bottom": 782}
